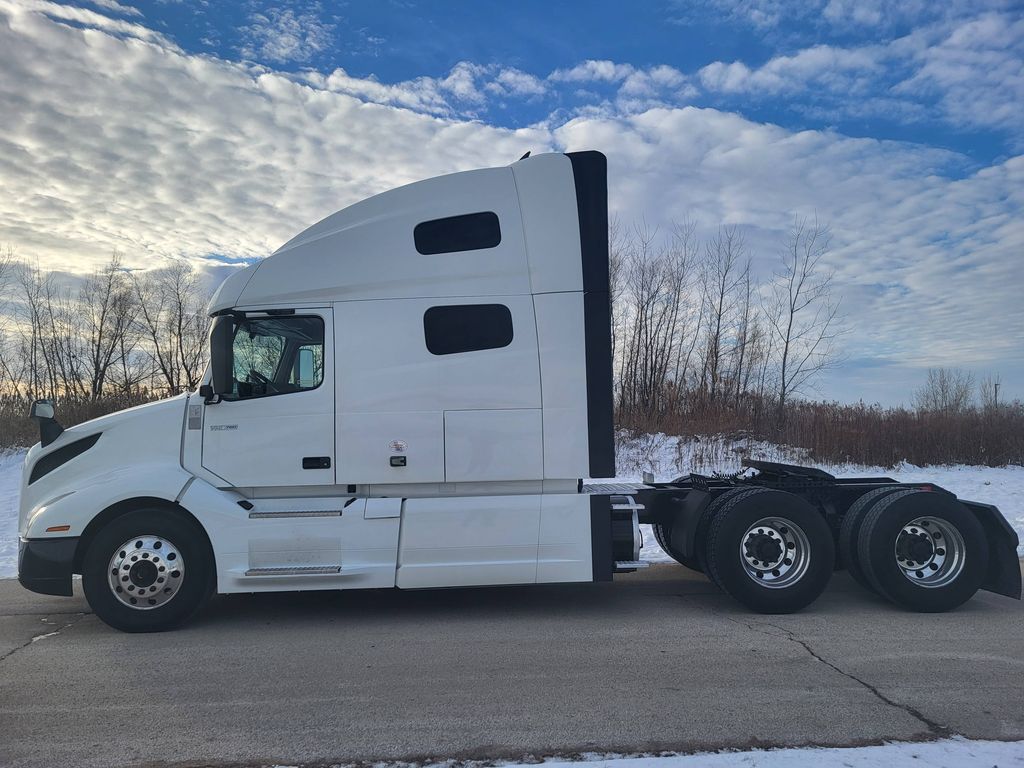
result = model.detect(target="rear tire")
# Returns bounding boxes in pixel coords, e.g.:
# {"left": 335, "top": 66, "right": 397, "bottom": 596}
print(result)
{"left": 651, "top": 521, "right": 703, "bottom": 572}
{"left": 705, "top": 488, "right": 835, "bottom": 614}
{"left": 838, "top": 487, "right": 903, "bottom": 595}
{"left": 82, "top": 507, "right": 213, "bottom": 633}
{"left": 857, "top": 489, "right": 987, "bottom": 612}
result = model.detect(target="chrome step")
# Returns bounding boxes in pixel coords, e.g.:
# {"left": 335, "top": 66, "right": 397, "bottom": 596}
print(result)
{"left": 248, "top": 510, "right": 343, "bottom": 519}
{"left": 244, "top": 565, "right": 342, "bottom": 576}
{"left": 614, "top": 560, "right": 651, "bottom": 570}
{"left": 611, "top": 501, "right": 645, "bottom": 511}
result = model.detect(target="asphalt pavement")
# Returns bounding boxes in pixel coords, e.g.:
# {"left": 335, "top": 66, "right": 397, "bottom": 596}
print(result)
{"left": 1, "top": 564, "right": 1022, "bottom": 768}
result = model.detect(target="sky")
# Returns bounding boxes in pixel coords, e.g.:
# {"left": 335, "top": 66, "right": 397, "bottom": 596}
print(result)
{"left": 0, "top": 0, "right": 1022, "bottom": 406}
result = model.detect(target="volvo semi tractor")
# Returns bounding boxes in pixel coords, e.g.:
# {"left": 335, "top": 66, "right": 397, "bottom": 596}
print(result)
{"left": 17, "top": 151, "right": 1021, "bottom": 632}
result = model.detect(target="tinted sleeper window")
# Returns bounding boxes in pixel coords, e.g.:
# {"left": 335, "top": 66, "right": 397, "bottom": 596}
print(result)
{"left": 424, "top": 304, "right": 513, "bottom": 355}
{"left": 414, "top": 212, "right": 501, "bottom": 255}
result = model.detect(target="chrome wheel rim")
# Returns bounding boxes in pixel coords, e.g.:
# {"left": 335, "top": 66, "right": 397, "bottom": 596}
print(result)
{"left": 740, "top": 517, "right": 811, "bottom": 589}
{"left": 107, "top": 536, "right": 184, "bottom": 610}
{"left": 894, "top": 516, "right": 965, "bottom": 588}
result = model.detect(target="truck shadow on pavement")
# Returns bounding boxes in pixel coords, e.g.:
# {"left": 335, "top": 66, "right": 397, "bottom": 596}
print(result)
{"left": 187, "top": 564, "right": 1010, "bottom": 632}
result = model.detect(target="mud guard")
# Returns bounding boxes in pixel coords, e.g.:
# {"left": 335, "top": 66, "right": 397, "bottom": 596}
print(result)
{"left": 960, "top": 500, "right": 1022, "bottom": 599}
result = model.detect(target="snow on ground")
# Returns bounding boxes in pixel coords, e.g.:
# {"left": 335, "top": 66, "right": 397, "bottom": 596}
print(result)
{"left": 0, "top": 450, "right": 25, "bottom": 579}
{"left": 1, "top": 434, "right": 1022, "bottom": 578}
{"left": 622, "top": 433, "right": 1024, "bottom": 564}
{"left": 397, "top": 739, "right": 1024, "bottom": 768}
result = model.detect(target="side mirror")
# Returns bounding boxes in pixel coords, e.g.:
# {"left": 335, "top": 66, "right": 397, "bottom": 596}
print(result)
{"left": 209, "top": 315, "right": 235, "bottom": 398}
{"left": 29, "top": 398, "right": 64, "bottom": 447}
{"left": 30, "top": 400, "right": 55, "bottom": 420}
{"left": 295, "top": 347, "right": 315, "bottom": 388}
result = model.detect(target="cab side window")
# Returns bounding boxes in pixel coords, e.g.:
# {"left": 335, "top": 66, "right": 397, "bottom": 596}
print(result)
{"left": 229, "top": 316, "right": 324, "bottom": 399}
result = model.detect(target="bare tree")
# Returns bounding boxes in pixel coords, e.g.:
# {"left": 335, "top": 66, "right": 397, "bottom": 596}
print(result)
{"left": 81, "top": 253, "right": 139, "bottom": 397}
{"left": 0, "top": 246, "right": 16, "bottom": 394}
{"left": 16, "top": 261, "right": 61, "bottom": 396}
{"left": 729, "top": 257, "right": 757, "bottom": 406}
{"left": 666, "top": 219, "right": 703, "bottom": 402}
{"left": 765, "top": 216, "right": 843, "bottom": 421}
{"left": 615, "top": 220, "right": 700, "bottom": 419}
{"left": 698, "top": 226, "right": 744, "bottom": 402}
{"left": 979, "top": 373, "right": 1003, "bottom": 411}
{"left": 132, "top": 261, "right": 210, "bottom": 394}
{"left": 608, "top": 215, "right": 627, "bottom": 397}
{"left": 914, "top": 367, "right": 975, "bottom": 414}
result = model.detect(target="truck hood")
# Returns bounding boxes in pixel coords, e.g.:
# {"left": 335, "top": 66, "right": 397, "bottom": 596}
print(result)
{"left": 21, "top": 396, "right": 190, "bottom": 535}
{"left": 24, "top": 395, "right": 187, "bottom": 463}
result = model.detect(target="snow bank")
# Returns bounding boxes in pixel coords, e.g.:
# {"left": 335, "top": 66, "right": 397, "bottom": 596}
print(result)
{"left": 403, "top": 738, "right": 1024, "bottom": 768}
{"left": 1, "top": 435, "right": 1022, "bottom": 578}
{"left": 0, "top": 450, "right": 25, "bottom": 579}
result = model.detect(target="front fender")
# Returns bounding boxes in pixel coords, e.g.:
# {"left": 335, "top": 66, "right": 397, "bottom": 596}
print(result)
{"left": 23, "top": 462, "right": 194, "bottom": 539}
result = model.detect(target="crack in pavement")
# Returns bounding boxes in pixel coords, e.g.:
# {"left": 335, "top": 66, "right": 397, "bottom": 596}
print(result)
{"left": 738, "top": 617, "right": 953, "bottom": 738}
{"left": 0, "top": 612, "right": 88, "bottom": 664}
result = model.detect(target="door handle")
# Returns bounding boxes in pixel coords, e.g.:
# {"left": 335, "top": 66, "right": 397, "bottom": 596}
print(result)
{"left": 302, "top": 456, "right": 331, "bottom": 469}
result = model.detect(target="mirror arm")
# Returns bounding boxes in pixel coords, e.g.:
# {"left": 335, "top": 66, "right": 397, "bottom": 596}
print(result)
{"left": 198, "top": 384, "right": 220, "bottom": 405}
{"left": 29, "top": 398, "right": 65, "bottom": 447}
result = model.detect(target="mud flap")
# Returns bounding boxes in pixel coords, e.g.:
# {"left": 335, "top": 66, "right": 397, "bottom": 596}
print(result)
{"left": 961, "top": 500, "right": 1022, "bottom": 599}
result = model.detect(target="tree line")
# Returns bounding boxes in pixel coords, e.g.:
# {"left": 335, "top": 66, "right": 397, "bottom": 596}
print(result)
{"left": 610, "top": 215, "right": 843, "bottom": 424}
{"left": 0, "top": 230, "right": 1019, "bottom": 466}
{"left": 0, "top": 250, "right": 210, "bottom": 400}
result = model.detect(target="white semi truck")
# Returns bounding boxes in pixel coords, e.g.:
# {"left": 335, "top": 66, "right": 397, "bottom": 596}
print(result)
{"left": 17, "top": 151, "right": 1021, "bottom": 632}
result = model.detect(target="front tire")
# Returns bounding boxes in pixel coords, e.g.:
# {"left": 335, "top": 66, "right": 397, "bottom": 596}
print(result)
{"left": 704, "top": 488, "right": 835, "bottom": 614}
{"left": 82, "top": 507, "right": 213, "bottom": 632}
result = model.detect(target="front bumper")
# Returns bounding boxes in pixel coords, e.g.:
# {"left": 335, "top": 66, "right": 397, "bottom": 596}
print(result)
{"left": 18, "top": 537, "right": 78, "bottom": 597}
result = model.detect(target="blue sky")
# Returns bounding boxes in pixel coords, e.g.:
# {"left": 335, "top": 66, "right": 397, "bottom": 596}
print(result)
{"left": 0, "top": 0, "right": 1022, "bottom": 405}
{"left": 130, "top": 0, "right": 1015, "bottom": 164}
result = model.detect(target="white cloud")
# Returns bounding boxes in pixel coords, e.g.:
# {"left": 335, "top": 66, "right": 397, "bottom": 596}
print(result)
{"left": 307, "top": 61, "right": 492, "bottom": 116}
{"left": 0, "top": 1, "right": 1022, "bottom": 402}
{"left": 697, "top": 12, "right": 1024, "bottom": 143}
{"left": 681, "top": 0, "right": 1010, "bottom": 33}
{"left": 488, "top": 68, "right": 547, "bottom": 97}
{"left": 84, "top": 0, "right": 142, "bottom": 17}
{"left": 239, "top": 7, "right": 334, "bottom": 64}
{"left": 550, "top": 59, "right": 635, "bottom": 83}
{"left": 3, "top": 0, "right": 177, "bottom": 48}
{"left": 898, "top": 12, "right": 1024, "bottom": 138}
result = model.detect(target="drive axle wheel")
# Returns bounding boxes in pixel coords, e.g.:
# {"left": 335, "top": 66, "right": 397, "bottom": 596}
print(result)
{"left": 739, "top": 517, "right": 811, "bottom": 588}
{"left": 839, "top": 487, "right": 903, "bottom": 595}
{"left": 651, "top": 522, "right": 703, "bottom": 572}
{"left": 704, "top": 487, "right": 834, "bottom": 614}
{"left": 857, "top": 489, "right": 987, "bottom": 612}
{"left": 82, "top": 507, "right": 213, "bottom": 632}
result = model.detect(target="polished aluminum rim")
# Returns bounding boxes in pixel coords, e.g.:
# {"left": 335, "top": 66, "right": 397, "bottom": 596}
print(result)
{"left": 107, "top": 536, "right": 184, "bottom": 610}
{"left": 894, "top": 516, "right": 965, "bottom": 589}
{"left": 740, "top": 517, "right": 811, "bottom": 589}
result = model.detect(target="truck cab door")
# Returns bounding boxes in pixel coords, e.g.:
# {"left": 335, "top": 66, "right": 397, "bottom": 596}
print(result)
{"left": 202, "top": 309, "right": 334, "bottom": 488}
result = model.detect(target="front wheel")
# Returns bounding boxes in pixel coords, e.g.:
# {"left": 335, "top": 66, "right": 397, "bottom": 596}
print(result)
{"left": 82, "top": 508, "right": 213, "bottom": 632}
{"left": 704, "top": 488, "right": 835, "bottom": 614}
